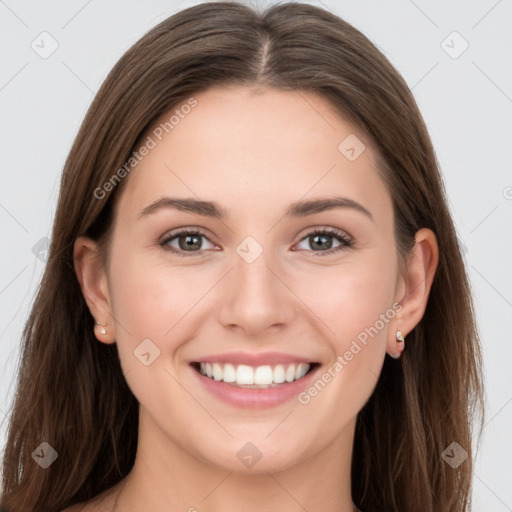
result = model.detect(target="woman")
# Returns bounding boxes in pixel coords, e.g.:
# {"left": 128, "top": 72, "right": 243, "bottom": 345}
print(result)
{"left": 0, "top": 2, "right": 484, "bottom": 511}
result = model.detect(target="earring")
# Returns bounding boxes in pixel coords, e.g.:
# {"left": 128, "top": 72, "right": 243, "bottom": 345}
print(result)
{"left": 95, "top": 321, "right": 107, "bottom": 335}
{"left": 396, "top": 329, "right": 405, "bottom": 356}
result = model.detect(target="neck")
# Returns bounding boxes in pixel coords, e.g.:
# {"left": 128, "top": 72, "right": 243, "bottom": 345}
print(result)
{"left": 111, "top": 409, "right": 357, "bottom": 512}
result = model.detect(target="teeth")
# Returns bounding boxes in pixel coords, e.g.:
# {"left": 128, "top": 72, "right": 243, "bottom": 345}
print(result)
{"left": 212, "top": 363, "right": 223, "bottom": 381}
{"left": 295, "top": 363, "right": 309, "bottom": 380}
{"left": 223, "top": 363, "right": 236, "bottom": 383}
{"left": 273, "top": 364, "right": 285, "bottom": 383}
{"left": 285, "top": 364, "right": 296, "bottom": 382}
{"left": 197, "top": 362, "right": 312, "bottom": 386}
{"left": 255, "top": 365, "right": 273, "bottom": 385}
{"left": 236, "top": 365, "right": 254, "bottom": 385}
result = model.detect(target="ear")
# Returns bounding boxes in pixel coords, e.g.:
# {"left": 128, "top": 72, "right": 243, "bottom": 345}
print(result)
{"left": 387, "top": 228, "right": 439, "bottom": 358}
{"left": 73, "top": 236, "right": 117, "bottom": 344}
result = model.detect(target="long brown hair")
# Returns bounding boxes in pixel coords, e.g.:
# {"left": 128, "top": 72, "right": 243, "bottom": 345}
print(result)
{"left": 0, "top": 2, "right": 484, "bottom": 511}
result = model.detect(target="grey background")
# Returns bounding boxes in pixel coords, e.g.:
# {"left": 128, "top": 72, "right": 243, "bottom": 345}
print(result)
{"left": 1, "top": 0, "right": 511, "bottom": 509}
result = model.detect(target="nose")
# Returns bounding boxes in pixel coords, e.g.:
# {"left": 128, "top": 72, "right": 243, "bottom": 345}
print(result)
{"left": 216, "top": 251, "right": 297, "bottom": 338}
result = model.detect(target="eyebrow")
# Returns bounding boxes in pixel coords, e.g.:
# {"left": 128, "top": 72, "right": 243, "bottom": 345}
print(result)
{"left": 138, "top": 196, "right": 373, "bottom": 221}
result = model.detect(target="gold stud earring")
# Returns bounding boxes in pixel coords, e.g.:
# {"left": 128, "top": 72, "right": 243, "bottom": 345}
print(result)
{"left": 95, "top": 321, "right": 107, "bottom": 335}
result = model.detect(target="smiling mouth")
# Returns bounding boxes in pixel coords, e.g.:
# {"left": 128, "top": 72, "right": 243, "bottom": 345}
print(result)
{"left": 190, "top": 362, "right": 319, "bottom": 389}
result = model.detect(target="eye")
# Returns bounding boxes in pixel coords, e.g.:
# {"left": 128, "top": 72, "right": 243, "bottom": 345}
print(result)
{"left": 294, "top": 228, "right": 353, "bottom": 256}
{"left": 159, "top": 227, "right": 353, "bottom": 257}
{"left": 159, "top": 228, "right": 217, "bottom": 257}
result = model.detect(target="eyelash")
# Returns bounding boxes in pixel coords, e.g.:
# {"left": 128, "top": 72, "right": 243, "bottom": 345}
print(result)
{"left": 159, "top": 227, "right": 353, "bottom": 258}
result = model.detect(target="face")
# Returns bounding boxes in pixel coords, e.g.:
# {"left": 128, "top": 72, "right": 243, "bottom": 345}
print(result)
{"left": 84, "top": 85, "right": 407, "bottom": 474}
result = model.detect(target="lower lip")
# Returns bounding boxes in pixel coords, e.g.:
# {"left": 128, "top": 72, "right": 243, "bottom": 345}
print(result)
{"left": 191, "top": 364, "right": 320, "bottom": 409}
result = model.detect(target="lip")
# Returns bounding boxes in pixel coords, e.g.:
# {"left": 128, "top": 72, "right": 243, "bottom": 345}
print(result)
{"left": 191, "top": 351, "right": 314, "bottom": 366}
{"left": 190, "top": 360, "right": 321, "bottom": 409}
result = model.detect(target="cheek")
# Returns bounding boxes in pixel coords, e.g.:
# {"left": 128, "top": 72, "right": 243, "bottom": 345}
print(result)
{"left": 289, "top": 256, "right": 397, "bottom": 407}
{"left": 106, "top": 254, "right": 201, "bottom": 412}
{"left": 106, "top": 246, "right": 204, "bottom": 380}
{"left": 293, "top": 258, "right": 397, "bottom": 348}
{"left": 108, "top": 242, "right": 211, "bottom": 336}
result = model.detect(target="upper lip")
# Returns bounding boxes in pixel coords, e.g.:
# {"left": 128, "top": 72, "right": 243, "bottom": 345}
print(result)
{"left": 191, "top": 351, "right": 317, "bottom": 366}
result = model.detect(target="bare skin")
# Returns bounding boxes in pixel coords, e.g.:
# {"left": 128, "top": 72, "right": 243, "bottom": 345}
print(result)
{"left": 70, "top": 85, "right": 438, "bottom": 512}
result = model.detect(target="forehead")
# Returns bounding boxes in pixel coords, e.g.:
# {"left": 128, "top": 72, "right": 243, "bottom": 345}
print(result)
{"left": 115, "top": 85, "right": 392, "bottom": 226}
